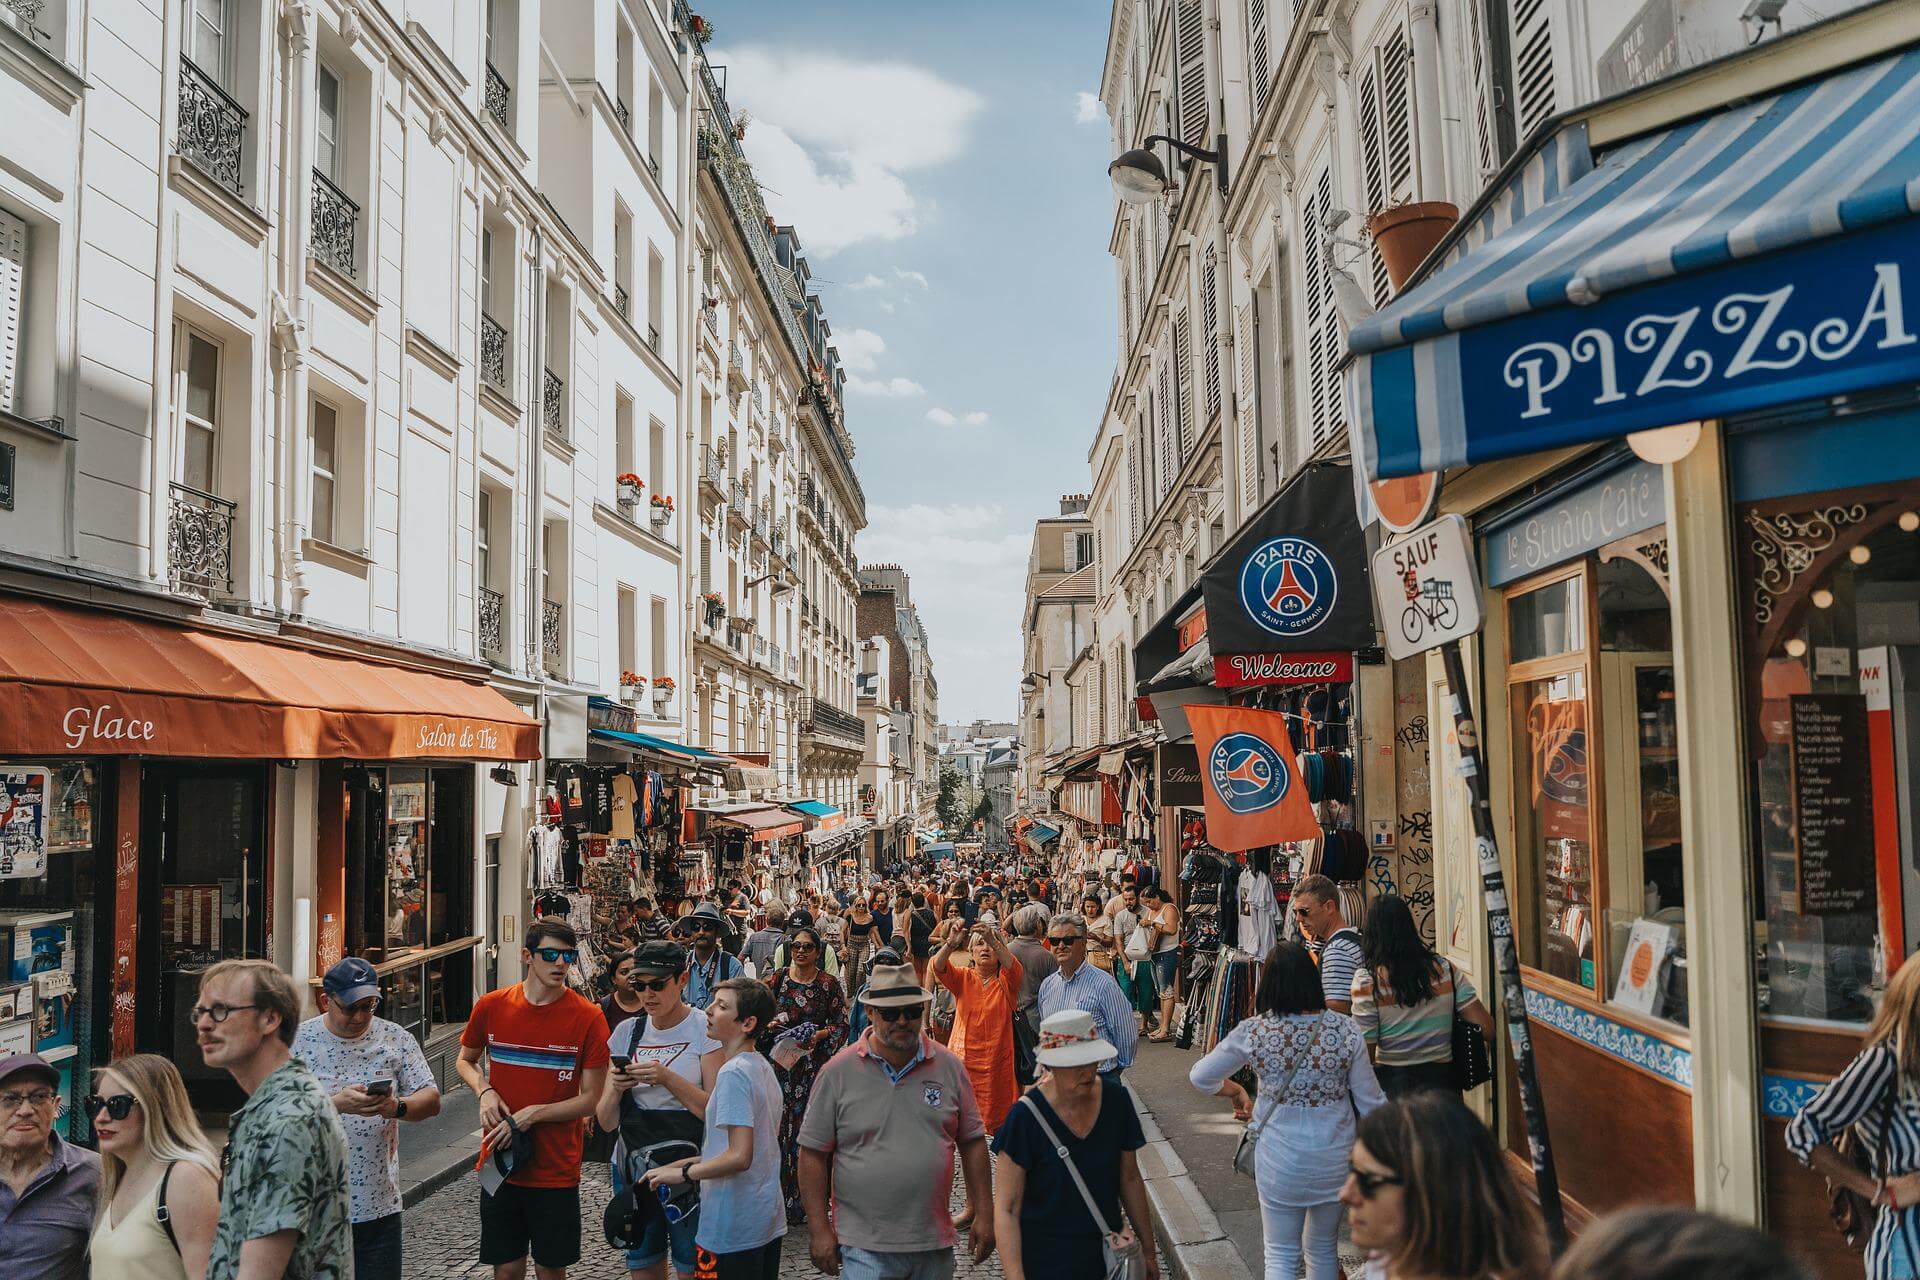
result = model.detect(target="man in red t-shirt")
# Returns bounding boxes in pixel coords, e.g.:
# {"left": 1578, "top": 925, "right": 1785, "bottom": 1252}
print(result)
{"left": 457, "top": 917, "right": 611, "bottom": 1279}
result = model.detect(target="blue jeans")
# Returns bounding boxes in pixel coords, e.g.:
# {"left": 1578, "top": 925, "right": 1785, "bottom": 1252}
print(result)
{"left": 1152, "top": 950, "right": 1179, "bottom": 997}
{"left": 352, "top": 1212, "right": 403, "bottom": 1280}
{"left": 839, "top": 1246, "right": 957, "bottom": 1280}
{"left": 612, "top": 1159, "right": 700, "bottom": 1273}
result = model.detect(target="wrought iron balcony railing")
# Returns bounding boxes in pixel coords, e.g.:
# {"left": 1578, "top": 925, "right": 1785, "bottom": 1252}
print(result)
{"left": 801, "top": 695, "right": 865, "bottom": 748}
{"left": 702, "top": 306, "right": 718, "bottom": 336}
{"left": 478, "top": 586, "right": 504, "bottom": 664}
{"left": 178, "top": 56, "right": 247, "bottom": 198}
{"left": 614, "top": 282, "right": 630, "bottom": 320}
{"left": 543, "top": 366, "right": 565, "bottom": 438}
{"left": 167, "top": 482, "right": 234, "bottom": 600}
{"left": 485, "top": 61, "right": 511, "bottom": 130}
{"left": 542, "top": 598, "right": 563, "bottom": 675}
{"left": 615, "top": 97, "right": 630, "bottom": 131}
{"left": 481, "top": 313, "right": 510, "bottom": 394}
{"left": 647, "top": 323, "right": 660, "bottom": 352}
{"left": 310, "top": 169, "right": 357, "bottom": 279}
{"left": 700, "top": 444, "right": 724, "bottom": 494}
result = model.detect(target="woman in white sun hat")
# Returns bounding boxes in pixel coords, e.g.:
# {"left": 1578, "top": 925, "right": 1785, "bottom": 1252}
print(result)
{"left": 991, "top": 1009, "right": 1160, "bottom": 1280}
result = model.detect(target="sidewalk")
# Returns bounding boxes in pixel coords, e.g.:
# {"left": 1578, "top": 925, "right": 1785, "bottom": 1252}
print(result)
{"left": 398, "top": 1084, "right": 483, "bottom": 1208}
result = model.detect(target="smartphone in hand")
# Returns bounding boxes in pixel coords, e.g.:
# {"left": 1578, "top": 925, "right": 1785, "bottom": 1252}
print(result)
{"left": 365, "top": 1079, "right": 395, "bottom": 1096}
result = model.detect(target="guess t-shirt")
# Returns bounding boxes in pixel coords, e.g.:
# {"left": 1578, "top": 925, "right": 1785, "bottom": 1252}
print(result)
{"left": 608, "top": 1005, "right": 719, "bottom": 1152}
{"left": 462, "top": 984, "right": 611, "bottom": 1187}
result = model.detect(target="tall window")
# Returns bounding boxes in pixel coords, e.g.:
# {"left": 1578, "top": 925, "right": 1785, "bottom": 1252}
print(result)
{"left": 316, "top": 62, "right": 343, "bottom": 182}
{"left": 651, "top": 597, "right": 667, "bottom": 681}
{"left": 647, "top": 246, "right": 664, "bottom": 347}
{"left": 649, "top": 417, "right": 666, "bottom": 495}
{"left": 183, "top": 0, "right": 230, "bottom": 83}
{"left": 310, "top": 401, "right": 337, "bottom": 543}
{"left": 476, "top": 490, "right": 494, "bottom": 588}
{"left": 614, "top": 390, "right": 635, "bottom": 478}
{"left": 618, "top": 585, "right": 637, "bottom": 679}
{"left": 647, "top": 76, "right": 665, "bottom": 169}
{"left": 181, "top": 330, "right": 220, "bottom": 492}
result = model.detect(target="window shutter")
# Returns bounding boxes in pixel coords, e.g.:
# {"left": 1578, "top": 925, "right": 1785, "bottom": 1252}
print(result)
{"left": 1236, "top": 305, "right": 1258, "bottom": 507}
{"left": 1511, "top": 0, "right": 1558, "bottom": 141}
{"left": 1172, "top": 309, "right": 1192, "bottom": 459}
{"left": 1121, "top": 257, "right": 1135, "bottom": 349}
{"left": 700, "top": 535, "right": 712, "bottom": 592}
{"left": 1176, "top": 0, "right": 1209, "bottom": 147}
{"left": 1127, "top": 429, "right": 1140, "bottom": 539}
{"left": 1299, "top": 166, "right": 1347, "bottom": 453}
{"left": 0, "top": 209, "right": 24, "bottom": 410}
{"left": 1201, "top": 248, "right": 1221, "bottom": 422}
{"left": 1157, "top": 359, "right": 1174, "bottom": 490}
{"left": 1360, "top": 29, "right": 1416, "bottom": 303}
{"left": 1133, "top": 218, "right": 1150, "bottom": 312}
{"left": 1463, "top": 0, "right": 1504, "bottom": 179}
{"left": 1248, "top": 0, "right": 1272, "bottom": 116}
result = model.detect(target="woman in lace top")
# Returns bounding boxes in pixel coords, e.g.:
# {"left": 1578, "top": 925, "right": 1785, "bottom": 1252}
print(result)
{"left": 1190, "top": 941, "right": 1386, "bottom": 1280}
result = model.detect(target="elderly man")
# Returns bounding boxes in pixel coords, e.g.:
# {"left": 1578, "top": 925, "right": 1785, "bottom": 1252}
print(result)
{"left": 1035, "top": 915, "right": 1138, "bottom": 1078}
{"left": 0, "top": 1053, "right": 98, "bottom": 1280}
{"left": 799, "top": 961, "right": 993, "bottom": 1280}
{"left": 1003, "top": 906, "right": 1057, "bottom": 1022}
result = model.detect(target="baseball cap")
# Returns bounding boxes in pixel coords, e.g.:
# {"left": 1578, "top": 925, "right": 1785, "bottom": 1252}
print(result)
{"left": 322, "top": 957, "right": 381, "bottom": 1006}
{"left": 0, "top": 1053, "right": 58, "bottom": 1090}
{"left": 630, "top": 940, "right": 687, "bottom": 977}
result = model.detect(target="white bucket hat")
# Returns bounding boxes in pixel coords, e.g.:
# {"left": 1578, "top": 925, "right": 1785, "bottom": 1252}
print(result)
{"left": 1035, "top": 1008, "right": 1117, "bottom": 1069}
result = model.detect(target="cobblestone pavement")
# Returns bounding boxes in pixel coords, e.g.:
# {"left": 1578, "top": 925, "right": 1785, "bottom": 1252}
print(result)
{"left": 403, "top": 1165, "right": 1048, "bottom": 1279}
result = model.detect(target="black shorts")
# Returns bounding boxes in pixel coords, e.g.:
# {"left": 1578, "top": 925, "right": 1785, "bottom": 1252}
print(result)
{"left": 478, "top": 1182, "right": 583, "bottom": 1268}
{"left": 692, "top": 1238, "right": 784, "bottom": 1280}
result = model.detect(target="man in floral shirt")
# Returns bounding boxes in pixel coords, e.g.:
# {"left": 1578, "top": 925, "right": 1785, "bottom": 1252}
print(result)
{"left": 196, "top": 959, "right": 353, "bottom": 1280}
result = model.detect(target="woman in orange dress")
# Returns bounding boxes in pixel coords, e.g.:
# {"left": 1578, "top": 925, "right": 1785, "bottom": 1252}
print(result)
{"left": 934, "top": 922, "right": 1025, "bottom": 1134}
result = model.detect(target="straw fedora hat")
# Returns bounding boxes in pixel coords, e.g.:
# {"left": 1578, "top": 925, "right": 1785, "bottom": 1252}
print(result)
{"left": 1035, "top": 1008, "right": 1117, "bottom": 1069}
{"left": 859, "top": 961, "right": 933, "bottom": 1008}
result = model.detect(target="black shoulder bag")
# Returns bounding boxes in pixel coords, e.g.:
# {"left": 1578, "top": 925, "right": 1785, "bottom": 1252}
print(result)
{"left": 1447, "top": 960, "right": 1495, "bottom": 1092}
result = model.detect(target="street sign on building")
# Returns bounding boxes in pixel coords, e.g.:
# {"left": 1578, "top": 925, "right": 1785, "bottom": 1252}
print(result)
{"left": 1372, "top": 514, "right": 1484, "bottom": 660}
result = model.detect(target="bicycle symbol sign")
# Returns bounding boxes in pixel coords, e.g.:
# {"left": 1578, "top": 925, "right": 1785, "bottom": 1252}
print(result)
{"left": 1371, "top": 514, "right": 1484, "bottom": 661}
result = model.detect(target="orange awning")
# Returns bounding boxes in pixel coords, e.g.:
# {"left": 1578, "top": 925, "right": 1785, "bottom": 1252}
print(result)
{"left": 0, "top": 595, "right": 540, "bottom": 760}
{"left": 694, "top": 806, "right": 805, "bottom": 843}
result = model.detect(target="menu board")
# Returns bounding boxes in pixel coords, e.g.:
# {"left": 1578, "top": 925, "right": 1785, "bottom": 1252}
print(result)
{"left": 1790, "top": 694, "right": 1875, "bottom": 917}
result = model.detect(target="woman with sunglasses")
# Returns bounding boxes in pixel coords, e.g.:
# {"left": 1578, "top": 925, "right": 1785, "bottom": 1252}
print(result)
{"left": 1190, "top": 941, "right": 1386, "bottom": 1280}
{"left": 842, "top": 897, "right": 881, "bottom": 1000}
{"left": 88, "top": 1053, "right": 221, "bottom": 1280}
{"left": 1340, "top": 1091, "right": 1545, "bottom": 1280}
{"left": 762, "top": 927, "right": 847, "bottom": 1224}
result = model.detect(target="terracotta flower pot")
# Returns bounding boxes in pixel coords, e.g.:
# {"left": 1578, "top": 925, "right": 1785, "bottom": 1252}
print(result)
{"left": 1366, "top": 201, "right": 1459, "bottom": 293}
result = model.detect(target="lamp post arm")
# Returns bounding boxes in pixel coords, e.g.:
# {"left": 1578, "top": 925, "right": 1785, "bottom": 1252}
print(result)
{"left": 1139, "top": 134, "right": 1229, "bottom": 196}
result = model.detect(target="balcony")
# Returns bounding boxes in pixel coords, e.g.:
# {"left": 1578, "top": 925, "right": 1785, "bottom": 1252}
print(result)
{"left": 614, "top": 283, "right": 630, "bottom": 321}
{"left": 648, "top": 154, "right": 661, "bottom": 183}
{"left": 701, "top": 306, "right": 718, "bottom": 338}
{"left": 699, "top": 445, "right": 725, "bottom": 499}
{"left": 542, "top": 598, "right": 564, "bottom": 676}
{"left": 310, "top": 169, "right": 357, "bottom": 279}
{"left": 770, "top": 524, "right": 788, "bottom": 562}
{"left": 751, "top": 501, "right": 768, "bottom": 545}
{"left": 485, "top": 61, "right": 511, "bottom": 131}
{"left": 167, "top": 482, "right": 235, "bottom": 600}
{"left": 727, "top": 343, "right": 748, "bottom": 394}
{"left": 753, "top": 636, "right": 768, "bottom": 663}
{"left": 647, "top": 323, "right": 661, "bottom": 353}
{"left": 478, "top": 587, "right": 505, "bottom": 665}
{"left": 727, "top": 481, "right": 750, "bottom": 530}
{"left": 481, "top": 314, "right": 510, "bottom": 395}
{"left": 616, "top": 97, "right": 631, "bottom": 132}
{"left": 543, "top": 366, "right": 566, "bottom": 439}
{"left": 178, "top": 56, "right": 247, "bottom": 199}
{"left": 750, "top": 382, "right": 765, "bottom": 418}
{"left": 1, "top": 0, "right": 54, "bottom": 51}
{"left": 801, "top": 696, "right": 865, "bottom": 750}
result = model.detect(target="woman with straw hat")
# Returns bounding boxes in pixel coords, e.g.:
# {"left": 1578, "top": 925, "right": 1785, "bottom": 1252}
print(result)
{"left": 991, "top": 1010, "right": 1159, "bottom": 1280}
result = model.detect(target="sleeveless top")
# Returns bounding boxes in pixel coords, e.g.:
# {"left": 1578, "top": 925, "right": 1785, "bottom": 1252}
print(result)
{"left": 89, "top": 1168, "right": 189, "bottom": 1280}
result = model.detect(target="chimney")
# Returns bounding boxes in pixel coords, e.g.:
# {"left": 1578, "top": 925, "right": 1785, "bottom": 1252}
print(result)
{"left": 1058, "top": 493, "right": 1091, "bottom": 516}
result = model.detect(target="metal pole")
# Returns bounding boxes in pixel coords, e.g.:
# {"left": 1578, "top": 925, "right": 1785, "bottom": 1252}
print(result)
{"left": 1437, "top": 638, "right": 1568, "bottom": 1252}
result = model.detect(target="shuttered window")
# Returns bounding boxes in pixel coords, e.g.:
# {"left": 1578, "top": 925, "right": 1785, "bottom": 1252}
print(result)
{"left": 1157, "top": 357, "right": 1174, "bottom": 491}
{"left": 1127, "top": 425, "right": 1141, "bottom": 538}
{"left": 1357, "top": 27, "right": 1416, "bottom": 304}
{"left": 1236, "top": 304, "right": 1258, "bottom": 507}
{"left": 1511, "top": 0, "right": 1559, "bottom": 141}
{"left": 1176, "top": 0, "right": 1208, "bottom": 147}
{"left": 1248, "top": 0, "right": 1272, "bottom": 116}
{"left": 1299, "top": 164, "right": 1345, "bottom": 453}
{"left": 1133, "top": 217, "right": 1150, "bottom": 316}
{"left": 1463, "top": 0, "right": 1505, "bottom": 179}
{"left": 1201, "top": 247, "right": 1221, "bottom": 422}
{"left": 1172, "top": 308, "right": 1192, "bottom": 458}
{"left": 0, "top": 209, "right": 23, "bottom": 412}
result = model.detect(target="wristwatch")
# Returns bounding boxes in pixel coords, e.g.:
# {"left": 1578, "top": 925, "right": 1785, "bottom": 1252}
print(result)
{"left": 394, "top": 1098, "right": 409, "bottom": 1120}
{"left": 685, "top": 1164, "right": 700, "bottom": 1184}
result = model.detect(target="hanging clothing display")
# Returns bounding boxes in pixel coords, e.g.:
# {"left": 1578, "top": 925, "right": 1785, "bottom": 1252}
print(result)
{"left": 1236, "top": 870, "right": 1280, "bottom": 960}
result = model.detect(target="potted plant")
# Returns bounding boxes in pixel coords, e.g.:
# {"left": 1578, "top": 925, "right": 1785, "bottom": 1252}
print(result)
{"left": 616, "top": 472, "right": 644, "bottom": 509}
{"left": 700, "top": 591, "right": 725, "bottom": 629}
{"left": 619, "top": 670, "right": 644, "bottom": 704}
{"left": 689, "top": 13, "right": 712, "bottom": 44}
{"left": 651, "top": 676, "right": 675, "bottom": 707}
{"left": 650, "top": 493, "right": 674, "bottom": 528}
{"left": 1365, "top": 201, "right": 1460, "bottom": 293}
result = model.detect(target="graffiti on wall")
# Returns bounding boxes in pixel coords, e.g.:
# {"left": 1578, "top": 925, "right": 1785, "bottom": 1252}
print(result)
{"left": 1395, "top": 663, "right": 1437, "bottom": 943}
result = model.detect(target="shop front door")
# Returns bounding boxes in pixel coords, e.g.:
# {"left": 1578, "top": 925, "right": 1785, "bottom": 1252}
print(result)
{"left": 138, "top": 763, "right": 269, "bottom": 1112}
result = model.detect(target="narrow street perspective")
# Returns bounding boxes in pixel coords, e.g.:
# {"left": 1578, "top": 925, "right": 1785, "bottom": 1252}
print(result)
{"left": 0, "top": 1, "right": 1917, "bottom": 1279}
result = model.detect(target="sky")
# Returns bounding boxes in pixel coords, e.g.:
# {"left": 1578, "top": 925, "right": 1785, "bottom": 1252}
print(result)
{"left": 703, "top": 0, "right": 1117, "bottom": 724}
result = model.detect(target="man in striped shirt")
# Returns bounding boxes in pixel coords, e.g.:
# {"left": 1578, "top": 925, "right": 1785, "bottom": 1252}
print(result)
{"left": 1293, "top": 875, "right": 1363, "bottom": 1015}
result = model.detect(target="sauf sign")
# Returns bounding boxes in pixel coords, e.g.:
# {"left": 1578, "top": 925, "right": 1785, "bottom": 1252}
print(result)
{"left": 1453, "top": 216, "right": 1920, "bottom": 466}
{"left": 1373, "top": 515, "right": 1484, "bottom": 661}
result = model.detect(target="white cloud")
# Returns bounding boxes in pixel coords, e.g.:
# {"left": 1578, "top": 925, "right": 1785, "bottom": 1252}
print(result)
{"left": 963, "top": 411, "right": 989, "bottom": 426}
{"left": 720, "top": 47, "right": 984, "bottom": 255}
{"left": 926, "top": 408, "right": 988, "bottom": 427}
{"left": 835, "top": 328, "right": 887, "bottom": 373}
{"left": 846, "top": 375, "right": 925, "bottom": 398}
{"left": 846, "top": 274, "right": 888, "bottom": 290}
{"left": 861, "top": 504, "right": 1029, "bottom": 720}
{"left": 1075, "top": 91, "right": 1102, "bottom": 124}
{"left": 925, "top": 408, "right": 956, "bottom": 426}
{"left": 894, "top": 268, "right": 930, "bottom": 289}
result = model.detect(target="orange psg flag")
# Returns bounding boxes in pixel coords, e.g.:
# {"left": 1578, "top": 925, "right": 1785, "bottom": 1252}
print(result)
{"left": 1185, "top": 704, "right": 1322, "bottom": 853}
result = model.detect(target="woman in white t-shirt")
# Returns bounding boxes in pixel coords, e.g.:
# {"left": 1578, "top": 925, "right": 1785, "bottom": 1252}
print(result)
{"left": 596, "top": 941, "right": 724, "bottom": 1280}
{"left": 647, "top": 977, "right": 786, "bottom": 1280}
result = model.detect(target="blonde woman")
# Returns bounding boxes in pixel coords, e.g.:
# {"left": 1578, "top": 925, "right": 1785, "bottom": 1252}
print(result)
{"left": 89, "top": 1053, "right": 221, "bottom": 1280}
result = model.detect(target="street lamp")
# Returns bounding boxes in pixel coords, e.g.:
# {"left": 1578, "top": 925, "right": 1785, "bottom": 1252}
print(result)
{"left": 1109, "top": 134, "right": 1229, "bottom": 204}
{"left": 745, "top": 570, "right": 795, "bottom": 596}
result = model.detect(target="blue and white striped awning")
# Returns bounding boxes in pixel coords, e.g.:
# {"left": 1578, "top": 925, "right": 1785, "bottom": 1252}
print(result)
{"left": 1350, "top": 46, "right": 1920, "bottom": 480}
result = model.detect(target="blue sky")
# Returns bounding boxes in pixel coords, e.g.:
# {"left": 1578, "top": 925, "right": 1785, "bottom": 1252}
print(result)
{"left": 704, "top": 0, "right": 1117, "bottom": 723}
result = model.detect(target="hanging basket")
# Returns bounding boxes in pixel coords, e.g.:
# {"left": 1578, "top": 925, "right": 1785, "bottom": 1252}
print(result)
{"left": 1365, "top": 201, "right": 1459, "bottom": 293}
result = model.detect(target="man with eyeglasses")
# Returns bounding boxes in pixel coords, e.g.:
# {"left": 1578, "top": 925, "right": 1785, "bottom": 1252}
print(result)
{"left": 1036, "top": 916, "right": 1138, "bottom": 1078}
{"left": 798, "top": 961, "right": 993, "bottom": 1280}
{"left": 0, "top": 1052, "right": 98, "bottom": 1280}
{"left": 458, "top": 917, "right": 612, "bottom": 1279}
{"left": 196, "top": 957, "right": 354, "bottom": 1280}
{"left": 676, "top": 903, "right": 743, "bottom": 1009}
{"left": 293, "top": 957, "right": 442, "bottom": 1280}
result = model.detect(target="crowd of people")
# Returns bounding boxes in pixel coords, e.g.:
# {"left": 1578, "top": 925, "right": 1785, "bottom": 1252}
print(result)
{"left": 0, "top": 852, "right": 1839, "bottom": 1280}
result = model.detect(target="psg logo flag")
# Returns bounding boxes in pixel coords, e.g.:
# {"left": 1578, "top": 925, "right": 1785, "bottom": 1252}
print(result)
{"left": 1200, "top": 463, "right": 1375, "bottom": 657}
{"left": 1185, "top": 704, "right": 1321, "bottom": 853}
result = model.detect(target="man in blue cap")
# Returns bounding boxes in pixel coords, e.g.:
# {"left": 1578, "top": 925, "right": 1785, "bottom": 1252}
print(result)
{"left": 0, "top": 1051, "right": 98, "bottom": 1280}
{"left": 293, "top": 956, "right": 442, "bottom": 1280}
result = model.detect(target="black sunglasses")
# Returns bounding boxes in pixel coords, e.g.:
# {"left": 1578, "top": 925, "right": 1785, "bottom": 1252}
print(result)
{"left": 1347, "top": 1165, "right": 1403, "bottom": 1198}
{"left": 633, "top": 977, "right": 677, "bottom": 992}
{"left": 1045, "top": 935, "right": 1082, "bottom": 948}
{"left": 86, "top": 1093, "right": 137, "bottom": 1121}
{"left": 870, "top": 1005, "right": 924, "bottom": 1022}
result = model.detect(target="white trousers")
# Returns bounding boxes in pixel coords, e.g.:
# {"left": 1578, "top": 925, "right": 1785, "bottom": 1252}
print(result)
{"left": 1257, "top": 1198, "right": 1343, "bottom": 1280}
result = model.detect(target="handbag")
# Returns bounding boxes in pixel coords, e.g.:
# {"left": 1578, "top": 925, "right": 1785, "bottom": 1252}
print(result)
{"left": 1824, "top": 1076, "right": 1894, "bottom": 1250}
{"left": 1123, "top": 917, "right": 1153, "bottom": 964}
{"left": 1011, "top": 1005, "right": 1041, "bottom": 1087}
{"left": 1447, "top": 963, "right": 1495, "bottom": 1092}
{"left": 1018, "top": 1094, "right": 1146, "bottom": 1280}
{"left": 1233, "top": 1017, "right": 1324, "bottom": 1178}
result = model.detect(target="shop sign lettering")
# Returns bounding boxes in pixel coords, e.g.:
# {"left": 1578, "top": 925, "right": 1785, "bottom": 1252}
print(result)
{"left": 1213, "top": 652, "right": 1353, "bottom": 687}
{"left": 1484, "top": 461, "right": 1664, "bottom": 587}
{"left": 62, "top": 704, "right": 156, "bottom": 751}
{"left": 414, "top": 720, "right": 502, "bottom": 754}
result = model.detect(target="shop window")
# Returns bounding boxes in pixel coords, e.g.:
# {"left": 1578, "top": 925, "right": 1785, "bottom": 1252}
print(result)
{"left": 1506, "top": 537, "right": 1687, "bottom": 1027}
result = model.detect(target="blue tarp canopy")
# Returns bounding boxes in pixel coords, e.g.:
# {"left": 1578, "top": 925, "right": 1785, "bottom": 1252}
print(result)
{"left": 1350, "top": 47, "right": 1920, "bottom": 479}
{"left": 788, "top": 800, "right": 841, "bottom": 819}
{"left": 590, "top": 728, "right": 726, "bottom": 764}
{"left": 1028, "top": 822, "right": 1061, "bottom": 846}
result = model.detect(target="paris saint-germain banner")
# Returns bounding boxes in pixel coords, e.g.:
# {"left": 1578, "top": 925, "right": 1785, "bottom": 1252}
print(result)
{"left": 1185, "top": 704, "right": 1321, "bottom": 852}
{"left": 1200, "top": 463, "right": 1375, "bottom": 657}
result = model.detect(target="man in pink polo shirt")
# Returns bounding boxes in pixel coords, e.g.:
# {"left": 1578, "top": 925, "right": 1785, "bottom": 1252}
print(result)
{"left": 797, "top": 962, "right": 994, "bottom": 1280}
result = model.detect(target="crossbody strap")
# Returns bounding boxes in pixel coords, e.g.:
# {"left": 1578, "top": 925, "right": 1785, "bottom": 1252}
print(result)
{"left": 1018, "top": 1094, "right": 1119, "bottom": 1235}
{"left": 155, "top": 1160, "right": 179, "bottom": 1255}
{"left": 1250, "top": 1017, "right": 1326, "bottom": 1137}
